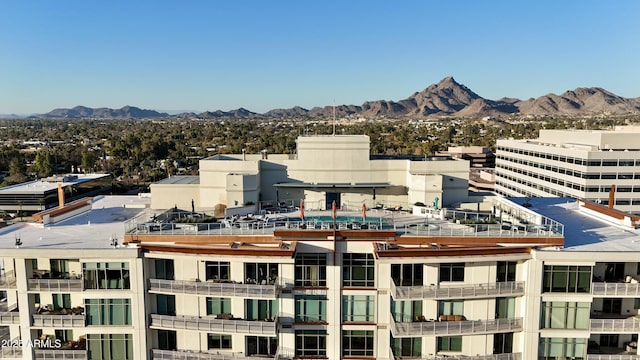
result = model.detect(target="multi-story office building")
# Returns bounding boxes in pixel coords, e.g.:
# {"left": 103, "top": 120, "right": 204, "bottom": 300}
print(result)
{"left": 495, "top": 127, "right": 640, "bottom": 214}
{"left": 3, "top": 190, "right": 640, "bottom": 359}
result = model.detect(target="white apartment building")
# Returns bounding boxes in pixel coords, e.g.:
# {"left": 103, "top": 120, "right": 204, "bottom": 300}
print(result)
{"left": 495, "top": 127, "right": 640, "bottom": 214}
{"left": 2, "top": 192, "right": 640, "bottom": 359}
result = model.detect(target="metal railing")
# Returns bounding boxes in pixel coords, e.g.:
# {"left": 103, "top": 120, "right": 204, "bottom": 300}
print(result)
{"left": 32, "top": 314, "right": 85, "bottom": 327}
{"left": 391, "top": 317, "right": 522, "bottom": 337}
{"left": 391, "top": 352, "right": 522, "bottom": 360}
{"left": 0, "top": 305, "right": 20, "bottom": 324}
{"left": 0, "top": 270, "right": 16, "bottom": 288}
{"left": 34, "top": 349, "right": 88, "bottom": 359}
{"left": 28, "top": 278, "right": 84, "bottom": 292}
{"left": 149, "top": 278, "right": 278, "bottom": 298}
{"left": 0, "top": 346, "right": 23, "bottom": 358}
{"left": 150, "top": 314, "right": 277, "bottom": 335}
{"left": 391, "top": 281, "right": 525, "bottom": 300}
{"left": 151, "top": 348, "right": 293, "bottom": 360}
{"left": 592, "top": 282, "right": 640, "bottom": 297}
{"left": 586, "top": 356, "right": 640, "bottom": 360}
{"left": 590, "top": 317, "right": 640, "bottom": 333}
{"left": 125, "top": 208, "right": 563, "bottom": 238}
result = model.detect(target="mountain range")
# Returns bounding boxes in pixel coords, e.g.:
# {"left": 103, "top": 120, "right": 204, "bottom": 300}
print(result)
{"left": 34, "top": 77, "right": 640, "bottom": 119}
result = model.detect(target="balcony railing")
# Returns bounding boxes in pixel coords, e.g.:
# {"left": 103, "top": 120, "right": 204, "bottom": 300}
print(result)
{"left": 0, "top": 346, "right": 22, "bottom": 358}
{"left": 391, "top": 352, "right": 522, "bottom": 360}
{"left": 28, "top": 278, "right": 84, "bottom": 292}
{"left": 0, "top": 270, "right": 16, "bottom": 288}
{"left": 149, "top": 278, "right": 277, "bottom": 298}
{"left": 391, "top": 317, "right": 523, "bottom": 337}
{"left": 34, "top": 349, "right": 88, "bottom": 359}
{"left": 0, "top": 305, "right": 20, "bottom": 324}
{"left": 592, "top": 282, "right": 640, "bottom": 297}
{"left": 586, "top": 355, "right": 640, "bottom": 360}
{"left": 151, "top": 348, "right": 293, "bottom": 360}
{"left": 150, "top": 314, "right": 277, "bottom": 335}
{"left": 590, "top": 317, "right": 640, "bottom": 333}
{"left": 32, "top": 314, "right": 85, "bottom": 327}
{"left": 391, "top": 281, "right": 525, "bottom": 300}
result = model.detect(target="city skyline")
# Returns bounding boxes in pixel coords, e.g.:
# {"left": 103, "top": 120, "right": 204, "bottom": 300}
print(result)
{"left": 1, "top": 0, "right": 639, "bottom": 115}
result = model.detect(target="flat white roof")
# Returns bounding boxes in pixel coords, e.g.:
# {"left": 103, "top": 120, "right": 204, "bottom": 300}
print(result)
{"left": 507, "top": 197, "right": 640, "bottom": 252}
{"left": 0, "top": 195, "right": 149, "bottom": 249}
{"left": 0, "top": 173, "right": 110, "bottom": 194}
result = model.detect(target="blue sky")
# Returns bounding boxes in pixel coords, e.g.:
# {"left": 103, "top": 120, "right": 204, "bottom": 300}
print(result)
{"left": 1, "top": 0, "right": 638, "bottom": 114}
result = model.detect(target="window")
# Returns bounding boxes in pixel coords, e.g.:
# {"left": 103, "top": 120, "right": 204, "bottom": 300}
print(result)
{"left": 541, "top": 302, "right": 590, "bottom": 329}
{"left": 156, "top": 294, "right": 175, "bottom": 316}
{"left": 208, "top": 334, "right": 232, "bottom": 349}
{"left": 55, "top": 329, "right": 73, "bottom": 343}
{"left": 342, "top": 253, "right": 375, "bottom": 287}
{"left": 599, "top": 334, "right": 619, "bottom": 347}
{"left": 295, "top": 295, "right": 327, "bottom": 322}
{"left": 246, "top": 336, "right": 277, "bottom": 357}
{"left": 342, "top": 295, "right": 375, "bottom": 322}
{"left": 83, "top": 262, "right": 130, "bottom": 290}
{"left": 391, "top": 263, "right": 423, "bottom": 286}
{"left": 245, "top": 263, "right": 278, "bottom": 285}
{"left": 440, "top": 263, "right": 464, "bottom": 282}
{"left": 295, "top": 253, "right": 327, "bottom": 287}
{"left": 86, "top": 299, "right": 132, "bottom": 326}
{"left": 438, "top": 336, "right": 462, "bottom": 352}
{"left": 542, "top": 265, "right": 591, "bottom": 293}
{"left": 634, "top": 298, "right": 640, "bottom": 309}
{"left": 392, "top": 300, "right": 422, "bottom": 322}
{"left": 604, "top": 263, "right": 625, "bottom": 281}
{"left": 52, "top": 293, "right": 71, "bottom": 310}
{"left": 155, "top": 259, "right": 174, "bottom": 280}
{"left": 602, "top": 298, "right": 622, "bottom": 315}
{"left": 87, "top": 334, "right": 133, "bottom": 360}
{"left": 342, "top": 330, "right": 374, "bottom": 357}
{"left": 295, "top": 330, "right": 326, "bottom": 357}
{"left": 495, "top": 297, "right": 515, "bottom": 319}
{"left": 392, "top": 337, "right": 421, "bottom": 358}
{"left": 246, "top": 299, "right": 277, "bottom": 321}
{"left": 206, "top": 297, "right": 231, "bottom": 316}
{"left": 438, "top": 300, "right": 464, "bottom": 316}
{"left": 538, "top": 337, "right": 587, "bottom": 360}
{"left": 494, "top": 333, "right": 513, "bottom": 354}
{"left": 205, "top": 261, "right": 230, "bottom": 281}
{"left": 497, "top": 261, "right": 516, "bottom": 282}
{"left": 50, "top": 259, "right": 70, "bottom": 278}
{"left": 157, "top": 330, "right": 176, "bottom": 351}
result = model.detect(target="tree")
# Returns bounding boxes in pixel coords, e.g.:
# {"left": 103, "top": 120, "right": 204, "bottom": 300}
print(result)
{"left": 33, "top": 150, "right": 54, "bottom": 177}
{"left": 81, "top": 152, "right": 98, "bottom": 173}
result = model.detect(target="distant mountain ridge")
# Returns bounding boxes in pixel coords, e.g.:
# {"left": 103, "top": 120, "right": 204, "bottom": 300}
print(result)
{"left": 39, "top": 105, "right": 168, "bottom": 119}
{"left": 35, "top": 77, "right": 640, "bottom": 119}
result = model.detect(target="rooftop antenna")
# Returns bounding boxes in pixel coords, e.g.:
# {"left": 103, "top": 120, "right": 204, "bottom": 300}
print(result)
{"left": 332, "top": 101, "right": 336, "bottom": 136}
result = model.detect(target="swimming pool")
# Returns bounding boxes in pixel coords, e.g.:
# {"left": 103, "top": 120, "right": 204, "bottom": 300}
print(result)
{"left": 293, "top": 215, "right": 390, "bottom": 227}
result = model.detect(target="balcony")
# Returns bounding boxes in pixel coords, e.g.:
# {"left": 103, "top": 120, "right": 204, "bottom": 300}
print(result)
{"left": 151, "top": 348, "right": 293, "bottom": 360}
{"left": 587, "top": 355, "right": 640, "bottom": 360}
{"left": 391, "top": 352, "right": 522, "bottom": 360}
{"left": 149, "top": 279, "right": 278, "bottom": 299}
{"left": 28, "top": 278, "right": 83, "bottom": 292}
{"left": 391, "top": 281, "right": 525, "bottom": 300}
{"left": 0, "top": 304, "right": 20, "bottom": 325}
{"left": 0, "top": 346, "right": 22, "bottom": 358}
{"left": 590, "top": 317, "right": 640, "bottom": 333}
{"left": 32, "top": 314, "right": 85, "bottom": 328}
{"left": 0, "top": 270, "right": 16, "bottom": 289}
{"left": 34, "top": 349, "right": 88, "bottom": 359}
{"left": 592, "top": 282, "right": 640, "bottom": 297}
{"left": 150, "top": 314, "right": 277, "bottom": 335}
{"left": 391, "top": 316, "right": 522, "bottom": 337}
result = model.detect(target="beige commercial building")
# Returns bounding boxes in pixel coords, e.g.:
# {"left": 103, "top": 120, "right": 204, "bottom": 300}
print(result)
{"left": 150, "top": 135, "right": 470, "bottom": 212}
{"left": 496, "top": 127, "right": 640, "bottom": 214}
